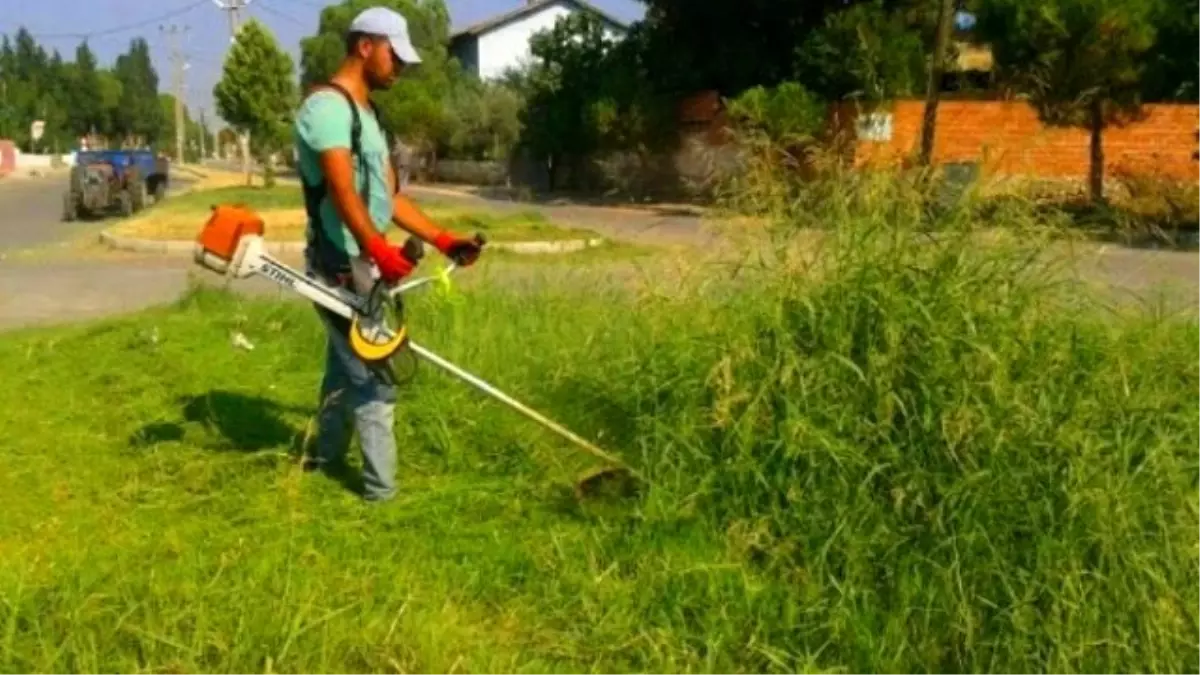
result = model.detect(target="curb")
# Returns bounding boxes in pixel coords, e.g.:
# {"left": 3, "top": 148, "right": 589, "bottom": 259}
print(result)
{"left": 98, "top": 230, "right": 608, "bottom": 256}
{"left": 406, "top": 184, "right": 710, "bottom": 219}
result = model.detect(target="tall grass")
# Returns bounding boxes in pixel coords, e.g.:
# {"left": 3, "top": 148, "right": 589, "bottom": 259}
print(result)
{"left": 553, "top": 147, "right": 1200, "bottom": 670}
{"left": 0, "top": 141, "right": 1195, "bottom": 672}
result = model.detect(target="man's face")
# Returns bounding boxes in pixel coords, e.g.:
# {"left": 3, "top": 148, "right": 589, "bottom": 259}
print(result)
{"left": 359, "top": 36, "right": 403, "bottom": 90}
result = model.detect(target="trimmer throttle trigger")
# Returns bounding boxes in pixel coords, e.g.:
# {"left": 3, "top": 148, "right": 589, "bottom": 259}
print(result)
{"left": 401, "top": 235, "right": 425, "bottom": 264}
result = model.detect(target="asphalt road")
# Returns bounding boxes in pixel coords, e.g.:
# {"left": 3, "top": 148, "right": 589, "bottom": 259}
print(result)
{"left": 0, "top": 169, "right": 1193, "bottom": 333}
{"left": 0, "top": 171, "right": 196, "bottom": 253}
{"left": 0, "top": 170, "right": 209, "bottom": 331}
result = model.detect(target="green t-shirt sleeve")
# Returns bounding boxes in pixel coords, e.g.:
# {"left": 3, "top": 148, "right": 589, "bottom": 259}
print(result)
{"left": 295, "top": 91, "right": 353, "bottom": 152}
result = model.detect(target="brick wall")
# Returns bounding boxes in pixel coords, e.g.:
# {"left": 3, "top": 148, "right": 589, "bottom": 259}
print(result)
{"left": 842, "top": 100, "right": 1199, "bottom": 182}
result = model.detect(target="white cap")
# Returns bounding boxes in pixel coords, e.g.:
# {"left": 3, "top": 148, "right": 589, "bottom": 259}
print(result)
{"left": 348, "top": 6, "right": 422, "bottom": 65}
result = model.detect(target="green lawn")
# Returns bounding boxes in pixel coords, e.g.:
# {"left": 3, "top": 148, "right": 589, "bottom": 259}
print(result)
{"left": 120, "top": 185, "right": 603, "bottom": 243}
{"left": 159, "top": 184, "right": 305, "bottom": 213}
{"left": 2, "top": 182, "right": 1197, "bottom": 672}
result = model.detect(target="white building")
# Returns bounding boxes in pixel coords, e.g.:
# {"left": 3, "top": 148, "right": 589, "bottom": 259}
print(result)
{"left": 450, "top": 0, "right": 629, "bottom": 81}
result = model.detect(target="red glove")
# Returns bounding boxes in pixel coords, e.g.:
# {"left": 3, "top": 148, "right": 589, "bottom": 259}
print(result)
{"left": 433, "top": 232, "right": 483, "bottom": 266}
{"left": 364, "top": 236, "right": 414, "bottom": 283}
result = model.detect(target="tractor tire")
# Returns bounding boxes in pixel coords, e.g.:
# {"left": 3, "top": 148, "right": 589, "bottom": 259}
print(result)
{"left": 62, "top": 192, "right": 77, "bottom": 222}
{"left": 131, "top": 181, "right": 148, "bottom": 212}
{"left": 68, "top": 165, "right": 86, "bottom": 193}
{"left": 118, "top": 191, "right": 134, "bottom": 218}
{"left": 127, "top": 169, "right": 147, "bottom": 212}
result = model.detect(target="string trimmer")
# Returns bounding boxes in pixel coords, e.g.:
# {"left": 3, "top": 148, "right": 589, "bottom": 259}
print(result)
{"left": 192, "top": 204, "right": 642, "bottom": 497}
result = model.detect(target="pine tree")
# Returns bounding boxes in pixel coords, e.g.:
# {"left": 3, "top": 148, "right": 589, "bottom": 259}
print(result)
{"left": 68, "top": 41, "right": 105, "bottom": 141}
{"left": 976, "top": 0, "right": 1164, "bottom": 202}
{"left": 113, "top": 37, "right": 163, "bottom": 148}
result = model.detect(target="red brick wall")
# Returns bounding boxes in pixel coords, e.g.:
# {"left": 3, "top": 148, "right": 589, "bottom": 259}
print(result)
{"left": 845, "top": 100, "right": 1199, "bottom": 182}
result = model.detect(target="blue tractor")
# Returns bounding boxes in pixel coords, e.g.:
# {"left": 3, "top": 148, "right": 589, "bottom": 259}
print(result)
{"left": 62, "top": 149, "right": 170, "bottom": 221}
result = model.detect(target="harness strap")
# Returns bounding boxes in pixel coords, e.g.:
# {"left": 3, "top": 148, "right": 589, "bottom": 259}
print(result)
{"left": 302, "top": 81, "right": 384, "bottom": 284}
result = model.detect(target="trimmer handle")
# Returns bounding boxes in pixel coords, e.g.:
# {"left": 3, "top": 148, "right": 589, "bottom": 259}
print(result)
{"left": 385, "top": 232, "right": 485, "bottom": 298}
{"left": 400, "top": 235, "right": 425, "bottom": 264}
{"left": 446, "top": 232, "right": 487, "bottom": 266}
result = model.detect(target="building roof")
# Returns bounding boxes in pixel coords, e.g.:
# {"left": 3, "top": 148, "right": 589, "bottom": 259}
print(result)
{"left": 450, "top": 0, "right": 629, "bottom": 42}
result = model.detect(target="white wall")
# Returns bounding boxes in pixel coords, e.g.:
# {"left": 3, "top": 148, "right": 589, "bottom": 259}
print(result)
{"left": 14, "top": 151, "right": 76, "bottom": 169}
{"left": 475, "top": 2, "right": 624, "bottom": 80}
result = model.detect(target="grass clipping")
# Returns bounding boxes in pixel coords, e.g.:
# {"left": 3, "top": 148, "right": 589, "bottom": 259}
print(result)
{"left": 0, "top": 157, "right": 1196, "bottom": 673}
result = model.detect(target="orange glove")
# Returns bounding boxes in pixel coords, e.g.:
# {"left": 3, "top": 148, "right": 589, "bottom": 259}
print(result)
{"left": 364, "top": 236, "right": 415, "bottom": 283}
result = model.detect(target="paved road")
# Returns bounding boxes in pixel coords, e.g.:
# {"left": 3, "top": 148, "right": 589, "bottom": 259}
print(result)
{"left": 0, "top": 172, "right": 196, "bottom": 253}
{"left": 0, "top": 171, "right": 202, "bottom": 331}
{"left": 0, "top": 171, "right": 1194, "bottom": 333}
{"left": 199, "top": 159, "right": 716, "bottom": 248}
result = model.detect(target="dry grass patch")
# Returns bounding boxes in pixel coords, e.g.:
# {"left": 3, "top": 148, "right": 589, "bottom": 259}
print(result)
{"left": 110, "top": 197, "right": 603, "bottom": 244}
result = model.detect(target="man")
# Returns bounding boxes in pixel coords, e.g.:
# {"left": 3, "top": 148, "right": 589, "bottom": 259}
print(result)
{"left": 293, "top": 6, "right": 483, "bottom": 501}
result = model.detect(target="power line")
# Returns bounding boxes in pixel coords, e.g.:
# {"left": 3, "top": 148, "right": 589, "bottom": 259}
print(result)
{"left": 272, "top": 0, "right": 328, "bottom": 10}
{"left": 255, "top": 1, "right": 308, "bottom": 28}
{"left": 23, "top": 0, "right": 209, "bottom": 40}
{"left": 212, "top": 0, "right": 253, "bottom": 44}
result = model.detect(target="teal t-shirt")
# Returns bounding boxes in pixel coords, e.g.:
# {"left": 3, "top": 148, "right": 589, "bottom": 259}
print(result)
{"left": 293, "top": 90, "right": 392, "bottom": 257}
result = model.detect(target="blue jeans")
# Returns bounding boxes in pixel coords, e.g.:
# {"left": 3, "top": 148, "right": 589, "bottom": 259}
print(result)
{"left": 311, "top": 305, "right": 398, "bottom": 501}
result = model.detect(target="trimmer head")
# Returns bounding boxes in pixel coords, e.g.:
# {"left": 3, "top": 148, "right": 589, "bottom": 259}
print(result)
{"left": 574, "top": 465, "right": 643, "bottom": 501}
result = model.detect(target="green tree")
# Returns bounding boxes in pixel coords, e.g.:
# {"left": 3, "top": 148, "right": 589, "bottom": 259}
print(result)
{"left": 515, "top": 12, "right": 620, "bottom": 189}
{"left": 1140, "top": 0, "right": 1199, "bottom": 101}
{"left": 442, "top": 79, "right": 523, "bottom": 160}
{"left": 67, "top": 41, "right": 104, "bottom": 140}
{"left": 112, "top": 37, "right": 163, "bottom": 148}
{"left": 39, "top": 49, "right": 72, "bottom": 151}
{"left": 0, "top": 36, "right": 16, "bottom": 141}
{"left": 10, "top": 28, "right": 49, "bottom": 150}
{"left": 975, "top": 0, "right": 1163, "bottom": 202}
{"left": 95, "top": 69, "right": 124, "bottom": 141}
{"left": 298, "top": 0, "right": 458, "bottom": 153}
{"left": 0, "top": 30, "right": 141, "bottom": 150}
{"left": 213, "top": 18, "right": 298, "bottom": 185}
{"left": 638, "top": 0, "right": 918, "bottom": 96}
{"left": 794, "top": 0, "right": 928, "bottom": 103}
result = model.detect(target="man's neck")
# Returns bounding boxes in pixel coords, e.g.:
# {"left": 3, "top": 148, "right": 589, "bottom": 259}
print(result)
{"left": 329, "top": 61, "right": 370, "bottom": 105}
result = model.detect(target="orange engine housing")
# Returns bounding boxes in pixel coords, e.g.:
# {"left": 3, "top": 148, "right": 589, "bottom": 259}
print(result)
{"left": 194, "top": 204, "right": 265, "bottom": 273}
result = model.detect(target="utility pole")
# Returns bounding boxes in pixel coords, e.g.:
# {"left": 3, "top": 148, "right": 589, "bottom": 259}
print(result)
{"left": 198, "top": 108, "right": 207, "bottom": 160}
{"left": 160, "top": 23, "right": 190, "bottom": 165}
{"left": 212, "top": 0, "right": 252, "bottom": 43}
{"left": 919, "top": 0, "right": 957, "bottom": 167}
{"left": 213, "top": 0, "right": 253, "bottom": 180}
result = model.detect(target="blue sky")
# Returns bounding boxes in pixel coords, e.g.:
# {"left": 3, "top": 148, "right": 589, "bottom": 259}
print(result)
{"left": 2, "top": 0, "right": 645, "bottom": 129}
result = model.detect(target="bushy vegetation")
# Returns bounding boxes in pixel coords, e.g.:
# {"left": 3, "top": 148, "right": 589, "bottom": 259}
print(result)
{"left": 0, "top": 30, "right": 211, "bottom": 155}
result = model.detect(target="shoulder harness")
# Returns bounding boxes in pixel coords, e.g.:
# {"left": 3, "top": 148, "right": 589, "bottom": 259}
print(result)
{"left": 302, "top": 81, "right": 395, "bottom": 280}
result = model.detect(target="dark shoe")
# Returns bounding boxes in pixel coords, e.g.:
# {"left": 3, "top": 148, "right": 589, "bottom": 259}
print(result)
{"left": 301, "top": 456, "right": 345, "bottom": 473}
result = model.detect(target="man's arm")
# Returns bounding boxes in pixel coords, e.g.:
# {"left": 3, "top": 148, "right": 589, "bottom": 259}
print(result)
{"left": 385, "top": 151, "right": 460, "bottom": 242}
{"left": 385, "top": 146, "right": 483, "bottom": 266}
{"left": 390, "top": 190, "right": 451, "bottom": 243}
{"left": 322, "top": 148, "right": 382, "bottom": 252}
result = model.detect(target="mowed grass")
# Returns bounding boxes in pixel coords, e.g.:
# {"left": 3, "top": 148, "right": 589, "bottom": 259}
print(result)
{"left": 114, "top": 185, "right": 602, "bottom": 244}
{"left": 2, "top": 171, "right": 1198, "bottom": 673}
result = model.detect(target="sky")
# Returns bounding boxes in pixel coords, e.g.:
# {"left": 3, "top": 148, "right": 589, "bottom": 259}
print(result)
{"left": 1, "top": 0, "right": 646, "bottom": 129}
